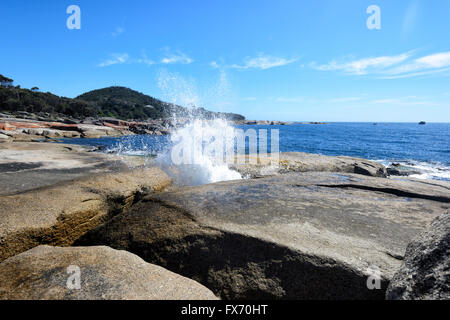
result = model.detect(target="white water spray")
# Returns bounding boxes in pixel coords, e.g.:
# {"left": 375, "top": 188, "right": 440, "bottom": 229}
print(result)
{"left": 157, "top": 118, "right": 242, "bottom": 186}
{"left": 156, "top": 70, "right": 242, "bottom": 185}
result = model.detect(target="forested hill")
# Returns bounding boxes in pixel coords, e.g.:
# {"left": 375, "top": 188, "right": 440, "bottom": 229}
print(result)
{"left": 76, "top": 86, "right": 179, "bottom": 120}
{"left": 76, "top": 86, "right": 245, "bottom": 121}
{"left": 0, "top": 76, "right": 245, "bottom": 121}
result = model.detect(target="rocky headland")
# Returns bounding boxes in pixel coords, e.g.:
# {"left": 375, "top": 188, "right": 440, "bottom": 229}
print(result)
{"left": 0, "top": 139, "right": 448, "bottom": 300}
{"left": 0, "top": 114, "right": 300, "bottom": 143}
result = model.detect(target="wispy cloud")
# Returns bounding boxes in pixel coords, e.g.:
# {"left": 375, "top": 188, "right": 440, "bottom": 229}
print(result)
{"left": 328, "top": 97, "right": 361, "bottom": 103}
{"left": 98, "top": 50, "right": 194, "bottom": 67}
{"left": 275, "top": 97, "right": 305, "bottom": 103}
{"left": 272, "top": 94, "right": 439, "bottom": 107}
{"left": 210, "top": 61, "right": 220, "bottom": 69}
{"left": 313, "top": 51, "right": 450, "bottom": 79}
{"left": 161, "top": 51, "right": 193, "bottom": 64}
{"left": 242, "top": 97, "right": 257, "bottom": 101}
{"left": 136, "top": 52, "right": 154, "bottom": 66}
{"left": 232, "top": 54, "right": 298, "bottom": 70}
{"left": 381, "top": 52, "right": 450, "bottom": 79}
{"left": 112, "top": 27, "right": 125, "bottom": 38}
{"left": 275, "top": 96, "right": 362, "bottom": 104}
{"left": 312, "top": 53, "right": 411, "bottom": 75}
{"left": 370, "top": 96, "right": 438, "bottom": 106}
{"left": 98, "top": 53, "right": 129, "bottom": 67}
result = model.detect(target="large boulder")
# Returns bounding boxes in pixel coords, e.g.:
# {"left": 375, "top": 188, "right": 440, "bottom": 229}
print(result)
{"left": 76, "top": 172, "right": 449, "bottom": 300}
{"left": 231, "top": 152, "right": 387, "bottom": 178}
{"left": 0, "top": 167, "right": 171, "bottom": 262}
{"left": 386, "top": 210, "right": 450, "bottom": 300}
{"left": 77, "top": 124, "right": 121, "bottom": 138}
{"left": 0, "top": 245, "right": 217, "bottom": 300}
{"left": 0, "top": 142, "right": 171, "bottom": 262}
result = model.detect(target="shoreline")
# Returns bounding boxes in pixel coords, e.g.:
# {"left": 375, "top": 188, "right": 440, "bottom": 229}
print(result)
{"left": 0, "top": 140, "right": 449, "bottom": 299}
{"left": 2, "top": 116, "right": 449, "bottom": 182}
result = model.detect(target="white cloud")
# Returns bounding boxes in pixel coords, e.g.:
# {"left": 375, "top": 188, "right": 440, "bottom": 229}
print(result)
{"left": 328, "top": 97, "right": 361, "bottom": 103}
{"left": 232, "top": 54, "right": 298, "bottom": 70}
{"left": 161, "top": 51, "right": 193, "bottom": 64}
{"left": 98, "top": 49, "right": 195, "bottom": 68}
{"left": 312, "top": 53, "right": 411, "bottom": 75}
{"left": 136, "top": 52, "right": 154, "bottom": 66}
{"left": 314, "top": 51, "right": 450, "bottom": 79}
{"left": 243, "top": 97, "right": 257, "bottom": 101}
{"left": 98, "top": 53, "right": 129, "bottom": 67}
{"left": 381, "top": 52, "right": 450, "bottom": 79}
{"left": 272, "top": 94, "right": 439, "bottom": 107}
{"left": 112, "top": 27, "right": 125, "bottom": 38}
{"left": 370, "top": 96, "right": 438, "bottom": 106}
{"left": 275, "top": 97, "right": 305, "bottom": 103}
{"left": 417, "top": 52, "right": 450, "bottom": 68}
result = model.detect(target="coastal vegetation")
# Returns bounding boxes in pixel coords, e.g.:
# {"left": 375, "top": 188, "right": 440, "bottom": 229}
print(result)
{"left": 0, "top": 74, "right": 245, "bottom": 121}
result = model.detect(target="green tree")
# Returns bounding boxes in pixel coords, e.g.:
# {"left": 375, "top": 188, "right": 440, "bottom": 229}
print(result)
{"left": 0, "top": 75, "right": 13, "bottom": 87}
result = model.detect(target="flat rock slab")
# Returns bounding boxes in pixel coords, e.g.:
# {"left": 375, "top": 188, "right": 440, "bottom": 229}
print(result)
{"left": 77, "top": 172, "right": 450, "bottom": 300}
{"left": 0, "top": 142, "right": 144, "bottom": 196}
{"left": 0, "top": 245, "right": 217, "bottom": 300}
{"left": 231, "top": 152, "right": 387, "bottom": 178}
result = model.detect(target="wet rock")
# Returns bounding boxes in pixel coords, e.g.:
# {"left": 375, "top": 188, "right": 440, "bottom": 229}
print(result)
{"left": 76, "top": 172, "right": 449, "bottom": 300}
{"left": 386, "top": 163, "right": 421, "bottom": 177}
{"left": 231, "top": 152, "right": 387, "bottom": 178}
{"left": 0, "top": 142, "right": 139, "bottom": 195}
{"left": 387, "top": 210, "right": 450, "bottom": 300}
{"left": 0, "top": 245, "right": 217, "bottom": 300}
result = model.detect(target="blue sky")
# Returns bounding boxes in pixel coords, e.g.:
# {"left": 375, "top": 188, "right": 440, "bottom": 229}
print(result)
{"left": 1, "top": 0, "right": 450, "bottom": 122}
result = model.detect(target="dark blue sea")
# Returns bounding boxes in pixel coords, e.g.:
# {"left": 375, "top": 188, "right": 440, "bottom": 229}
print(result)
{"left": 59, "top": 122, "right": 450, "bottom": 181}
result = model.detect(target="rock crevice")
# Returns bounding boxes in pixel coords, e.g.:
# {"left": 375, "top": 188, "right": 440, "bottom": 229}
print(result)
{"left": 75, "top": 199, "right": 387, "bottom": 300}
{"left": 316, "top": 184, "right": 450, "bottom": 203}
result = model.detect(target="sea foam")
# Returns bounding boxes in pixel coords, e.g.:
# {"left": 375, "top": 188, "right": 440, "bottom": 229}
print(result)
{"left": 156, "top": 118, "right": 242, "bottom": 186}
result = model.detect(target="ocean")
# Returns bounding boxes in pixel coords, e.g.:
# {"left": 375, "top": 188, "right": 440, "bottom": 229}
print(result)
{"left": 59, "top": 122, "right": 450, "bottom": 182}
